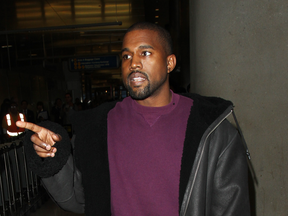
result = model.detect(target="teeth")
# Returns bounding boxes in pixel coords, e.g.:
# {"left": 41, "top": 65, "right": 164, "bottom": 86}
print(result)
{"left": 132, "top": 77, "right": 145, "bottom": 81}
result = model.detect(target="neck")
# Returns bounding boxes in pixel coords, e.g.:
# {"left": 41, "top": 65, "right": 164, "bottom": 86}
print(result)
{"left": 135, "top": 86, "right": 172, "bottom": 107}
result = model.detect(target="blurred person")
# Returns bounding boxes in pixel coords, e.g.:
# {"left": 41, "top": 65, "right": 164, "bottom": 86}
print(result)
{"left": 2, "top": 101, "right": 26, "bottom": 137}
{"left": 76, "top": 102, "right": 83, "bottom": 111}
{"left": 51, "top": 98, "right": 65, "bottom": 125}
{"left": 0, "top": 98, "right": 11, "bottom": 119}
{"left": 63, "top": 93, "right": 77, "bottom": 124}
{"left": 0, "top": 98, "right": 10, "bottom": 137}
{"left": 36, "top": 101, "right": 49, "bottom": 123}
{"left": 21, "top": 100, "right": 35, "bottom": 123}
{"left": 75, "top": 98, "right": 81, "bottom": 106}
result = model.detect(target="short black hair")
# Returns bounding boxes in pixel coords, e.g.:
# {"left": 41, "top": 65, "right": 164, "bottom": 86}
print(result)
{"left": 125, "top": 22, "right": 173, "bottom": 55}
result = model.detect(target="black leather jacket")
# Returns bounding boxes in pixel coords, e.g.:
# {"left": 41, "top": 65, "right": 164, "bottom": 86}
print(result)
{"left": 24, "top": 94, "right": 250, "bottom": 215}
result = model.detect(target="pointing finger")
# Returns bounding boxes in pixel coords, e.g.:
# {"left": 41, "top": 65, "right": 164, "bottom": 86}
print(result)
{"left": 16, "top": 121, "right": 43, "bottom": 134}
{"left": 17, "top": 121, "right": 62, "bottom": 145}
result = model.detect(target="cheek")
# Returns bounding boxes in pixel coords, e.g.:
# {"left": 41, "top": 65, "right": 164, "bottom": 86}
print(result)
{"left": 121, "top": 64, "right": 128, "bottom": 77}
{"left": 121, "top": 72, "right": 130, "bottom": 85}
{"left": 143, "top": 59, "right": 161, "bottom": 72}
{"left": 146, "top": 60, "right": 166, "bottom": 77}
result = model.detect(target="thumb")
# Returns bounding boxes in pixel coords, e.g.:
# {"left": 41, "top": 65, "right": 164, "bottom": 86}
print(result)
{"left": 52, "top": 133, "right": 62, "bottom": 142}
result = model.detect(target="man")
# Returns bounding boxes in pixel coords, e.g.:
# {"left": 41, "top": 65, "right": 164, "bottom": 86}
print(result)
{"left": 21, "top": 100, "right": 35, "bottom": 123}
{"left": 16, "top": 22, "right": 250, "bottom": 215}
{"left": 63, "top": 92, "right": 77, "bottom": 124}
{"left": 2, "top": 101, "right": 26, "bottom": 137}
{"left": 51, "top": 98, "right": 65, "bottom": 125}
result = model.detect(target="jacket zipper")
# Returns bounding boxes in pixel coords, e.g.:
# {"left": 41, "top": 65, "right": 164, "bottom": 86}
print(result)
{"left": 181, "top": 109, "right": 233, "bottom": 216}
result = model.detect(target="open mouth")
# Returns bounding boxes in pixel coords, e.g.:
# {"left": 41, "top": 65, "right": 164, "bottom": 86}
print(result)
{"left": 132, "top": 77, "right": 146, "bottom": 82}
{"left": 128, "top": 71, "right": 148, "bottom": 86}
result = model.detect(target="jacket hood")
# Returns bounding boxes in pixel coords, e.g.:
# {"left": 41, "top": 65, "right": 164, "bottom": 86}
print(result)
{"left": 181, "top": 93, "right": 233, "bottom": 126}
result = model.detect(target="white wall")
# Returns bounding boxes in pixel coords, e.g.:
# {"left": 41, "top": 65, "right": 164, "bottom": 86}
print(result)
{"left": 190, "top": 0, "right": 288, "bottom": 215}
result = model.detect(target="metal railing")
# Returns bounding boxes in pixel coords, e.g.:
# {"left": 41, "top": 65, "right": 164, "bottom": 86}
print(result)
{"left": 0, "top": 134, "right": 47, "bottom": 216}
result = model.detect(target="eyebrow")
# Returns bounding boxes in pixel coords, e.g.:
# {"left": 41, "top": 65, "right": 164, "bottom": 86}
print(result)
{"left": 121, "top": 48, "right": 129, "bottom": 54}
{"left": 121, "top": 45, "right": 154, "bottom": 54}
{"left": 139, "top": 45, "right": 154, "bottom": 50}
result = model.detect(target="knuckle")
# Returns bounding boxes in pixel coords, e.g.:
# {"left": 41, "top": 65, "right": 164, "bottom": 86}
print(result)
{"left": 30, "top": 123, "right": 35, "bottom": 131}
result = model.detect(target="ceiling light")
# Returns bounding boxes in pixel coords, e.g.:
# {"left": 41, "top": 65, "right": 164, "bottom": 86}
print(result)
{"left": 2, "top": 45, "right": 12, "bottom": 48}
{"left": 0, "top": 22, "right": 122, "bottom": 35}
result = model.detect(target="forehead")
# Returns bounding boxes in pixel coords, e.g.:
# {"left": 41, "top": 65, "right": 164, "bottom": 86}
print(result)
{"left": 122, "top": 29, "right": 163, "bottom": 50}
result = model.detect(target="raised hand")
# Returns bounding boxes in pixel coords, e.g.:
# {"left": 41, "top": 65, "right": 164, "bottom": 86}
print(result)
{"left": 16, "top": 121, "right": 61, "bottom": 158}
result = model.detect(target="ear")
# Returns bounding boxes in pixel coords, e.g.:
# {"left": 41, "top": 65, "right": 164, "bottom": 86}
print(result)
{"left": 166, "top": 54, "right": 176, "bottom": 73}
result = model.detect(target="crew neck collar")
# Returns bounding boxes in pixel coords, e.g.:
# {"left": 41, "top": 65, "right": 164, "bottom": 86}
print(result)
{"left": 131, "top": 90, "right": 179, "bottom": 116}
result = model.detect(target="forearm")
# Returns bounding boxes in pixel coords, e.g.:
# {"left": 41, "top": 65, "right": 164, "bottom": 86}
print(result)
{"left": 23, "top": 120, "right": 85, "bottom": 213}
{"left": 42, "top": 155, "right": 85, "bottom": 213}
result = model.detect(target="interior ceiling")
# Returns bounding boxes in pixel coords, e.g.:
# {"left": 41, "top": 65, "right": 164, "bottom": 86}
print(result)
{"left": 0, "top": 0, "right": 170, "bottom": 86}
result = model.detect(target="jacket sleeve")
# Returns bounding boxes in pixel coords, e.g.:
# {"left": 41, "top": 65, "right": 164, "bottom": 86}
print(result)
{"left": 210, "top": 125, "right": 250, "bottom": 216}
{"left": 41, "top": 155, "right": 85, "bottom": 213}
{"left": 23, "top": 121, "right": 85, "bottom": 213}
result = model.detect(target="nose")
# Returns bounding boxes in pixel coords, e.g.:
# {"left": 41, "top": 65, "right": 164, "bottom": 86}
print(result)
{"left": 129, "top": 55, "right": 142, "bottom": 70}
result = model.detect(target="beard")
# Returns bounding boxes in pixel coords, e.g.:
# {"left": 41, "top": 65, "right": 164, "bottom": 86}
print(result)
{"left": 124, "top": 71, "right": 168, "bottom": 100}
{"left": 126, "top": 82, "right": 151, "bottom": 100}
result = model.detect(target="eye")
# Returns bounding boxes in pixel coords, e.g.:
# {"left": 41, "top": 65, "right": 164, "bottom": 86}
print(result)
{"left": 141, "top": 51, "right": 151, "bottom": 57}
{"left": 122, "top": 54, "right": 132, "bottom": 60}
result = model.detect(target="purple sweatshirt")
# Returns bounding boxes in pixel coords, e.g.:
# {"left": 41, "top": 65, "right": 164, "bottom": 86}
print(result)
{"left": 108, "top": 92, "right": 193, "bottom": 215}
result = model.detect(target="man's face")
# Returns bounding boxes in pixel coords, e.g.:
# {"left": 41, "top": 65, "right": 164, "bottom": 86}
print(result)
{"left": 121, "top": 29, "right": 170, "bottom": 100}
